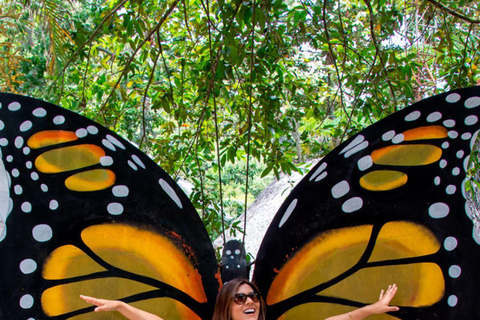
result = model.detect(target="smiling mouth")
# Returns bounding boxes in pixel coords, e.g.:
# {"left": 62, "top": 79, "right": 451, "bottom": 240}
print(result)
{"left": 244, "top": 308, "right": 256, "bottom": 314}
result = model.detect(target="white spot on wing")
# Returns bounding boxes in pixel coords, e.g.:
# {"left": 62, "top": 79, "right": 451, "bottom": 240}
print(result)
{"left": 20, "top": 121, "right": 33, "bottom": 132}
{"left": 465, "top": 96, "right": 480, "bottom": 108}
{"left": 382, "top": 130, "right": 395, "bottom": 141}
{"left": 342, "top": 197, "right": 363, "bottom": 213}
{"left": 76, "top": 128, "right": 87, "bottom": 138}
{"left": 427, "top": 112, "right": 442, "bottom": 122}
{"left": 15, "top": 136, "right": 24, "bottom": 149}
{"left": 448, "top": 265, "right": 461, "bottom": 278}
{"left": 113, "top": 185, "right": 129, "bottom": 197}
{"left": 444, "top": 237, "right": 458, "bottom": 251}
{"left": 448, "top": 131, "right": 458, "bottom": 139}
{"left": 159, "top": 179, "right": 183, "bottom": 209}
{"left": 19, "top": 294, "right": 34, "bottom": 309}
{"left": 279, "top": 199, "right": 298, "bottom": 228}
{"left": 345, "top": 141, "right": 368, "bottom": 158}
{"left": 340, "top": 135, "right": 365, "bottom": 155}
{"left": 440, "top": 160, "right": 447, "bottom": 168}
{"left": 471, "top": 130, "right": 479, "bottom": 149}
{"left": 8, "top": 102, "right": 21, "bottom": 111}
{"left": 461, "top": 132, "right": 472, "bottom": 140}
{"left": 32, "top": 224, "right": 52, "bottom": 242}
{"left": 310, "top": 162, "right": 327, "bottom": 181}
{"left": 446, "top": 185, "right": 456, "bottom": 195}
{"left": 429, "top": 202, "right": 449, "bottom": 218}
{"left": 473, "top": 227, "right": 480, "bottom": 245}
{"left": 87, "top": 125, "right": 99, "bottom": 134}
{"left": 107, "top": 203, "right": 124, "bottom": 215}
{"left": 332, "top": 181, "right": 350, "bottom": 199}
{"left": 315, "top": 172, "right": 327, "bottom": 182}
{"left": 100, "top": 156, "right": 114, "bottom": 166}
{"left": 392, "top": 134, "right": 404, "bottom": 144}
{"left": 33, "top": 108, "right": 47, "bottom": 117}
{"left": 465, "top": 115, "right": 478, "bottom": 126}
{"left": 19, "top": 259, "right": 37, "bottom": 274}
{"left": 128, "top": 160, "right": 138, "bottom": 171}
{"left": 357, "top": 156, "right": 373, "bottom": 171}
{"left": 102, "top": 139, "right": 116, "bottom": 151}
{"left": 446, "top": 93, "right": 461, "bottom": 103}
{"left": 132, "top": 154, "right": 146, "bottom": 169}
{"left": 21, "top": 202, "right": 32, "bottom": 213}
{"left": 107, "top": 134, "right": 126, "bottom": 150}
{"left": 53, "top": 115, "right": 65, "bottom": 125}
{"left": 448, "top": 295, "right": 458, "bottom": 307}
{"left": 443, "top": 119, "right": 455, "bottom": 128}
{"left": 405, "top": 111, "right": 421, "bottom": 121}
{"left": 464, "top": 155, "right": 471, "bottom": 172}
{"left": 49, "top": 200, "right": 58, "bottom": 210}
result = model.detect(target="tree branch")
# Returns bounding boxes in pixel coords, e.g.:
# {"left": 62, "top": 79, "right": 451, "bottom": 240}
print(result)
{"left": 425, "top": 0, "right": 480, "bottom": 24}
{"left": 96, "top": 0, "right": 181, "bottom": 118}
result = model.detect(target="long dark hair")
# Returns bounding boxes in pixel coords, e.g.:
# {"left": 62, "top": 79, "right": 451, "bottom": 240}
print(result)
{"left": 211, "top": 278, "right": 266, "bottom": 320}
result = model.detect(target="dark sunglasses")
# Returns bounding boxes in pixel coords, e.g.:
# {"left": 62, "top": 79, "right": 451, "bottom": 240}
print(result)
{"left": 234, "top": 292, "right": 260, "bottom": 305}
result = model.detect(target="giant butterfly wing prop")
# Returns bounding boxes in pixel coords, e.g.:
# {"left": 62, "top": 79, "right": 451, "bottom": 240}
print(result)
{"left": 253, "top": 87, "right": 480, "bottom": 319}
{"left": 2, "top": 88, "right": 480, "bottom": 320}
{"left": 0, "top": 93, "right": 220, "bottom": 319}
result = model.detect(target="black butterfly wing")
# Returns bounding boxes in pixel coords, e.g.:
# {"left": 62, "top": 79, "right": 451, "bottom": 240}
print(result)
{"left": 253, "top": 87, "right": 480, "bottom": 319}
{"left": 0, "top": 93, "right": 220, "bottom": 320}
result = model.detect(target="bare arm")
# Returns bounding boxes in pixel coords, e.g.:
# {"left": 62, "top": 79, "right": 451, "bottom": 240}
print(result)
{"left": 80, "top": 295, "right": 164, "bottom": 320}
{"left": 324, "top": 284, "right": 399, "bottom": 320}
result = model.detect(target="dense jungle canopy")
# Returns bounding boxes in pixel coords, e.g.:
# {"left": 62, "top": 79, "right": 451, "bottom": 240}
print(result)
{"left": 1, "top": 0, "right": 480, "bottom": 241}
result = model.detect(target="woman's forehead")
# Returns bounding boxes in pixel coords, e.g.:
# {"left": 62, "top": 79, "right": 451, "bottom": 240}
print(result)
{"left": 236, "top": 283, "right": 254, "bottom": 293}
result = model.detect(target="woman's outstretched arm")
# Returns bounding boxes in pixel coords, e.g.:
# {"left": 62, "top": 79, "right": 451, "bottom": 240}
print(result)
{"left": 324, "top": 284, "right": 399, "bottom": 320}
{"left": 80, "top": 295, "right": 164, "bottom": 320}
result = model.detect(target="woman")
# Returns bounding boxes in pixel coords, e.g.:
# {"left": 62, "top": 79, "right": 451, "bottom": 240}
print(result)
{"left": 80, "top": 279, "right": 399, "bottom": 320}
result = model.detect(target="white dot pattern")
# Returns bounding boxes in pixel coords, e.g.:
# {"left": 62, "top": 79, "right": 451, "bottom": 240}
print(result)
{"left": 32, "top": 224, "right": 52, "bottom": 242}
{"left": 405, "top": 111, "right": 421, "bottom": 121}
{"left": 159, "top": 179, "right": 183, "bottom": 209}
{"left": 107, "top": 202, "right": 124, "bottom": 215}
{"left": 444, "top": 237, "right": 458, "bottom": 251}
{"left": 448, "top": 295, "right": 458, "bottom": 307}
{"left": 20, "top": 294, "right": 34, "bottom": 309}
{"left": 429, "top": 202, "right": 449, "bottom": 218}
{"left": 449, "top": 265, "right": 461, "bottom": 278}
{"left": 279, "top": 199, "right": 297, "bottom": 228}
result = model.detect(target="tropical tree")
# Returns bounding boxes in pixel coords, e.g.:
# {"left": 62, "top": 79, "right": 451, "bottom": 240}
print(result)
{"left": 2, "top": 0, "right": 480, "bottom": 240}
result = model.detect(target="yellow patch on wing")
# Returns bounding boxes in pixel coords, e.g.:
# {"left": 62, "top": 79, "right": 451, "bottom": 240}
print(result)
{"left": 402, "top": 126, "right": 448, "bottom": 141}
{"left": 41, "top": 224, "right": 207, "bottom": 320}
{"left": 65, "top": 169, "right": 115, "bottom": 191}
{"left": 360, "top": 170, "right": 408, "bottom": 191}
{"left": 267, "top": 222, "right": 444, "bottom": 320}
{"left": 371, "top": 145, "right": 442, "bottom": 166}
{"left": 27, "top": 130, "right": 78, "bottom": 149}
{"left": 35, "top": 144, "right": 105, "bottom": 173}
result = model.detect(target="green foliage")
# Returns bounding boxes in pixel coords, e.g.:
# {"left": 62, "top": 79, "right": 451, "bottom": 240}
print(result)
{"left": 3, "top": 0, "right": 480, "bottom": 241}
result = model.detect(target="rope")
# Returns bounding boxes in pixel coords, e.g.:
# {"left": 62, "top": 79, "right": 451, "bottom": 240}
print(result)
{"left": 205, "top": 0, "right": 226, "bottom": 244}
{"left": 242, "top": 0, "right": 257, "bottom": 244}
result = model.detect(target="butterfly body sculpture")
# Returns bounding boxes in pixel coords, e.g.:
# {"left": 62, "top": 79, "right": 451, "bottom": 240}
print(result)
{"left": 1, "top": 88, "right": 480, "bottom": 320}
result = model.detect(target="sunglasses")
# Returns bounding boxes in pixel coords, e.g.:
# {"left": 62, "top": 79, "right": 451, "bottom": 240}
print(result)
{"left": 234, "top": 292, "right": 260, "bottom": 305}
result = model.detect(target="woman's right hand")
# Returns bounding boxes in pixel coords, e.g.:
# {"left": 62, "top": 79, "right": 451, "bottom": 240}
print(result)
{"left": 80, "top": 295, "right": 122, "bottom": 312}
{"left": 79, "top": 295, "right": 164, "bottom": 320}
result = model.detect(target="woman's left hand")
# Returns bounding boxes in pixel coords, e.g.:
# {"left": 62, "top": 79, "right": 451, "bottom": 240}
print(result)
{"left": 369, "top": 284, "right": 399, "bottom": 314}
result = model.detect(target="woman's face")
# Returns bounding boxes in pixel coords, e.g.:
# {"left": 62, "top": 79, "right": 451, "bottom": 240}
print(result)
{"left": 230, "top": 283, "right": 260, "bottom": 320}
